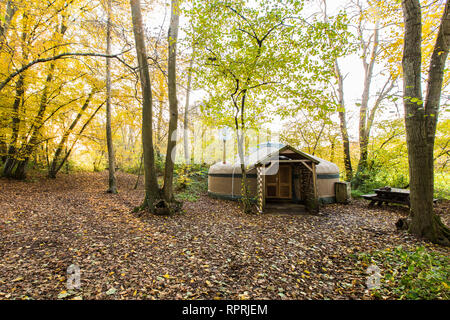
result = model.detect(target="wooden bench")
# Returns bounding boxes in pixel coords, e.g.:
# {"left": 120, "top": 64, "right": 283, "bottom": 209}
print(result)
{"left": 361, "top": 194, "right": 390, "bottom": 206}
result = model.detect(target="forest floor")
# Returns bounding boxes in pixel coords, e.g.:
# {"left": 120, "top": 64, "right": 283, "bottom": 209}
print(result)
{"left": 0, "top": 171, "right": 448, "bottom": 300}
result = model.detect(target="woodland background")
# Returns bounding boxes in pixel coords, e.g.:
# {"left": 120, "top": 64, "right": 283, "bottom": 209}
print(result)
{"left": 0, "top": 0, "right": 447, "bottom": 198}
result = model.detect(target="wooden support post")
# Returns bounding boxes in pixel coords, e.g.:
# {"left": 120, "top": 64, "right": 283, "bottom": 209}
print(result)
{"left": 312, "top": 162, "right": 318, "bottom": 200}
{"left": 256, "top": 166, "right": 264, "bottom": 214}
{"left": 262, "top": 167, "right": 265, "bottom": 212}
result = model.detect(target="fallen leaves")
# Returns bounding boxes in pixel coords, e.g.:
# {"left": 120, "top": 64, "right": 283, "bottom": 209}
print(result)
{"left": 0, "top": 171, "right": 448, "bottom": 300}
{"left": 105, "top": 288, "right": 117, "bottom": 295}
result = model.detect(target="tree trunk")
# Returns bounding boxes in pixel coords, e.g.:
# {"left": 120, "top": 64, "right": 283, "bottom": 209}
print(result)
{"left": 54, "top": 102, "right": 104, "bottom": 176}
{"left": 130, "top": 0, "right": 161, "bottom": 210}
{"left": 334, "top": 61, "right": 353, "bottom": 181}
{"left": 48, "top": 91, "right": 94, "bottom": 178}
{"left": 183, "top": 50, "right": 194, "bottom": 164}
{"left": 357, "top": 20, "right": 379, "bottom": 175}
{"left": 11, "top": 60, "right": 57, "bottom": 179}
{"left": 234, "top": 90, "right": 252, "bottom": 214}
{"left": 3, "top": 74, "right": 24, "bottom": 177}
{"left": 6, "top": 16, "right": 67, "bottom": 179}
{"left": 3, "top": 12, "right": 28, "bottom": 177}
{"left": 105, "top": 0, "right": 118, "bottom": 193}
{"left": 330, "top": 136, "right": 335, "bottom": 163}
{"left": 162, "top": 0, "right": 180, "bottom": 202}
{"left": 402, "top": 0, "right": 450, "bottom": 246}
{"left": 0, "top": 0, "right": 17, "bottom": 50}
{"left": 156, "top": 99, "right": 163, "bottom": 154}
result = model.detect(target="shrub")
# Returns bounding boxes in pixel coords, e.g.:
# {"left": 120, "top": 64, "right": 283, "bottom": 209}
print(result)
{"left": 357, "top": 246, "right": 450, "bottom": 300}
{"left": 173, "top": 164, "right": 208, "bottom": 202}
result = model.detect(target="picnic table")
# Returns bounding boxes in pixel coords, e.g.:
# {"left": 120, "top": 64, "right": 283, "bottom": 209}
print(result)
{"left": 362, "top": 187, "right": 437, "bottom": 207}
{"left": 362, "top": 187, "right": 410, "bottom": 207}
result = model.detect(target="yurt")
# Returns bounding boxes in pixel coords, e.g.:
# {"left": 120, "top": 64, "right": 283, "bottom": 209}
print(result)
{"left": 208, "top": 143, "right": 340, "bottom": 213}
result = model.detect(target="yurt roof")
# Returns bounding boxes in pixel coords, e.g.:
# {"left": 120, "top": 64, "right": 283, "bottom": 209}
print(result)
{"left": 209, "top": 143, "right": 339, "bottom": 174}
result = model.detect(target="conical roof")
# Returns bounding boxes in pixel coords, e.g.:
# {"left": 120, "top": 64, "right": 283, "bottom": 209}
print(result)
{"left": 209, "top": 143, "right": 339, "bottom": 174}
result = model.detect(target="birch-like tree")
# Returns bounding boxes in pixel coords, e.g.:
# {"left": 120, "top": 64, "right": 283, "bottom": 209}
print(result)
{"left": 189, "top": 0, "right": 351, "bottom": 213}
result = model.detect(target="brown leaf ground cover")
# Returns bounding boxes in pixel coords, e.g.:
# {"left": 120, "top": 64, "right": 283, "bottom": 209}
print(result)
{"left": 0, "top": 171, "right": 448, "bottom": 300}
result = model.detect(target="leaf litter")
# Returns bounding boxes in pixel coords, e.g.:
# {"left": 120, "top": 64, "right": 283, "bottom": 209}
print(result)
{"left": 0, "top": 171, "right": 448, "bottom": 300}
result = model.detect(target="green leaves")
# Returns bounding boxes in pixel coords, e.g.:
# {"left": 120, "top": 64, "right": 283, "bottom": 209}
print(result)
{"left": 187, "top": 0, "right": 351, "bottom": 128}
{"left": 358, "top": 246, "right": 450, "bottom": 300}
{"left": 404, "top": 96, "right": 424, "bottom": 106}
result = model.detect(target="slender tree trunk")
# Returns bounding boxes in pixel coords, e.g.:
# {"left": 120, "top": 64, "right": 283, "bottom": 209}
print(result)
{"left": 7, "top": 16, "right": 67, "bottom": 179}
{"left": 324, "top": 2, "right": 352, "bottom": 181}
{"left": 234, "top": 90, "right": 252, "bottom": 213}
{"left": 0, "top": 0, "right": 17, "bottom": 51}
{"left": 330, "top": 137, "right": 335, "bottom": 163}
{"left": 3, "top": 74, "right": 24, "bottom": 177}
{"left": 11, "top": 46, "right": 68, "bottom": 178}
{"left": 183, "top": 51, "right": 194, "bottom": 164}
{"left": 105, "top": 0, "right": 118, "bottom": 193}
{"left": 55, "top": 102, "right": 104, "bottom": 176}
{"left": 3, "top": 11, "right": 27, "bottom": 177}
{"left": 12, "top": 60, "right": 57, "bottom": 179}
{"left": 355, "top": 20, "right": 379, "bottom": 186}
{"left": 162, "top": 0, "right": 180, "bottom": 202}
{"left": 402, "top": 0, "right": 450, "bottom": 245}
{"left": 311, "top": 122, "right": 325, "bottom": 156}
{"left": 156, "top": 98, "right": 163, "bottom": 154}
{"left": 334, "top": 61, "right": 353, "bottom": 181}
{"left": 130, "top": 0, "right": 160, "bottom": 210}
{"left": 200, "top": 125, "right": 205, "bottom": 164}
{"left": 48, "top": 90, "right": 94, "bottom": 178}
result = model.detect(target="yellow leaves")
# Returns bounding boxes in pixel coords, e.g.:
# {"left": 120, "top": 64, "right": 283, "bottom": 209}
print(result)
{"left": 12, "top": 276, "right": 24, "bottom": 282}
{"left": 57, "top": 290, "right": 71, "bottom": 299}
{"left": 238, "top": 292, "right": 250, "bottom": 300}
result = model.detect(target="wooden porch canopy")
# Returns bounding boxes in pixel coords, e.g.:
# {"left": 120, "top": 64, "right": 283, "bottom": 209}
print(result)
{"left": 252, "top": 145, "right": 320, "bottom": 214}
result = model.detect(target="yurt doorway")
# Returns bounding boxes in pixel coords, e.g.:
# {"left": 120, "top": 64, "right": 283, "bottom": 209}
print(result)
{"left": 265, "top": 165, "right": 292, "bottom": 199}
